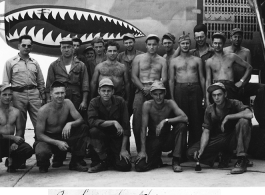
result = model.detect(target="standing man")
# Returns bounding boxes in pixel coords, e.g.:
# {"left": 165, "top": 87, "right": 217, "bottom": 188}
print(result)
{"left": 46, "top": 37, "right": 89, "bottom": 114}
{"left": 169, "top": 34, "right": 205, "bottom": 147}
{"left": 135, "top": 81, "right": 188, "bottom": 172}
{"left": 190, "top": 24, "right": 214, "bottom": 76}
{"left": 205, "top": 32, "right": 253, "bottom": 106}
{"left": 91, "top": 36, "right": 107, "bottom": 65}
{"left": 0, "top": 85, "right": 34, "bottom": 173}
{"left": 90, "top": 40, "right": 130, "bottom": 101}
{"left": 83, "top": 45, "right": 96, "bottom": 82}
{"left": 224, "top": 28, "right": 264, "bottom": 105}
{"left": 72, "top": 36, "right": 86, "bottom": 64}
{"left": 131, "top": 34, "right": 167, "bottom": 152}
{"left": 187, "top": 83, "right": 253, "bottom": 174}
{"left": 35, "top": 81, "right": 88, "bottom": 173}
{"left": 117, "top": 33, "right": 143, "bottom": 115}
{"left": 2, "top": 34, "right": 46, "bottom": 134}
{"left": 161, "top": 33, "right": 177, "bottom": 99}
{"left": 87, "top": 78, "right": 131, "bottom": 173}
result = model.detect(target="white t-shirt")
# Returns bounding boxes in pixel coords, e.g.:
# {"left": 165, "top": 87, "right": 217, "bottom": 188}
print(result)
{"left": 65, "top": 64, "right": 71, "bottom": 74}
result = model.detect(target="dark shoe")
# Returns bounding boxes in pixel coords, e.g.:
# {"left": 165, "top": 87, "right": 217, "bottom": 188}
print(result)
{"left": 167, "top": 151, "right": 173, "bottom": 157}
{"left": 218, "top": 157, "right": 230, "bottom": 168}
{"left": 69, "top": 162, "right": 88, "bottom": 172}
{"left": 172, "top": 158, "right": 182, "bottom": 172}
{"left": 230, "top": 157, "right": 247, "bottom": 174}
{"left": 39, "top": 166, "right": 48, "bottom": 173}
{"left": 52, "top": 161, "right": 64, "bottom": 168}
{"left": 90, "top": 161, "right": 100, "bottom": 168}
{"left": 246, "top": 158, "right": 254, "bottom": 167}
{"left": 87, "top": 161, "right": 107, "bottom": 173}
{"left": 7, "top": 166, "right": 17, "bottom": 173}
{"left": 79, "top": 159, "right": 87, "bottom": 166}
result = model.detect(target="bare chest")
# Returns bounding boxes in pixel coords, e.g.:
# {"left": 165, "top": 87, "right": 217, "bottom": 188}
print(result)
{"left": 0, "top": 110, "right": 16, "bottom": 125}
{"left": 100, "top": 64, "right": 124, "bottom": 77}
{"left": 176, "top": 60, "right": 197, "bottom": 73}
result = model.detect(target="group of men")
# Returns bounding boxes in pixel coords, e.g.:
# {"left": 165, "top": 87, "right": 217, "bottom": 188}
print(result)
{"left": 0, "top": 23, "right": 263, "bottom": 175}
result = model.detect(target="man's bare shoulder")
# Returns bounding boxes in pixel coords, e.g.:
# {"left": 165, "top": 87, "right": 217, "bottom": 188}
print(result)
{"left": 166, "top": 99, "right": 177, "bottom": 108}
{"left": 157, "top": 55, "right": 166, "bottom": 62}
{"left": 240, "top": 46, "right": 250, "bottom": 53}
{"left": 143, "top": 100, "right": 152, "bottom": 109}
{"left": 223, "top": 46, "right": 233, "bottom": 53}
{"left": 135, "top": 53, "right": 147, "bottom": 59}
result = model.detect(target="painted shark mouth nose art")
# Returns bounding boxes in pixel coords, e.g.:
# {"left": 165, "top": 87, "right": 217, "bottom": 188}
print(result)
{"left": 5, "top": 5, "right": 145, "bottom": 46}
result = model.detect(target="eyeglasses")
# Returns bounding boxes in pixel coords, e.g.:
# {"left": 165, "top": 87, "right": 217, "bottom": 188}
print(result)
{"left": 21, "top": 44, "right": 32, "bottom": 48}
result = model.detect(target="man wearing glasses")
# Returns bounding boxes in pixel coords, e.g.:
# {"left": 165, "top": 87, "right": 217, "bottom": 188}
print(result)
{"left": 2, "top": 34, "right": 46, "bottom": 137}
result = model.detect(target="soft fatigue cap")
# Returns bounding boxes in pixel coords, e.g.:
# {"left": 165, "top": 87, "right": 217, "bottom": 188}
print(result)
{"left": 99, "top": 78, "right": 114, "bottom": 88}
{"left": 84, "top": 45, "right": 95, "bottom": 53}
{"left": 123, "top": 33, "right": 135, "bottom": 40}
{"left": 150, "top": 81, "right": 166, "bottom": 92}
{"left": 0, "top": 84, "right": 12, "bottom": 92}
{"left": 212, "top": 31, "right": 226, "bottom": 43}
{"left": 162, "top": 33, "right": 175, "bottom": 43}
{"left": 145, "top": 34, "right": 160, "bottom": 43}
{"left": 91, "top": 36, "right": 104, "bottom": 45}
{"left": 178, "top": 34, "right": 191, "bottom": 43}
{"left": 60, "top": 37, "right": 73, "bottom": 45}
{"left": 230, "top": 28, "right": 243, "bottom": 36}
{"left": 207, "top": 82, "right": 226, "bottom": 94}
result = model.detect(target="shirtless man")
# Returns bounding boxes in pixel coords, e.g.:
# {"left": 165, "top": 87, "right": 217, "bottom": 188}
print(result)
{"left": 0, "top": 85, "right": 33, "bottom": 172}
{"left": 131, "top": 34, "right": 167, "bottom": 152}
{"left": 91, "top": 36, "right": 107, "bottom": 65}
{"left": 91, "top": 40, "right": 130, "bottom": 101}
{"left": 34, "top": 81, "right": 89, "bottom": 173}
{"left": 169, "top": 34, "right": 205, "bottom": 147}
{"left": 135, "top": 81, "right": 188, "bottom": 172}
{"left": 224, "top": 28, "right": 264, "bottom": 105}
{"left": 205, "top": 32, "right": 253, "bottom": 106}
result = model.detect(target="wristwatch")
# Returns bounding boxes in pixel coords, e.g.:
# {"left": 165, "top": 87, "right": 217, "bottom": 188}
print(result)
{"left": 165, "top": 119, "right": 169, "bottom": 124}
{"left": 240, "top": 79, "right": 244, "bottom": 83}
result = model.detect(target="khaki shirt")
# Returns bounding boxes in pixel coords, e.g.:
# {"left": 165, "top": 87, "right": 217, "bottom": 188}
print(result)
{"left": 2, "top": 54, "right": 45, "bottom": 97}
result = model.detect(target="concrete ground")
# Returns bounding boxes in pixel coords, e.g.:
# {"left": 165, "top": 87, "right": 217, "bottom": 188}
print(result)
{"left": 1, "top": 127, "right": 265, "bottom": 187}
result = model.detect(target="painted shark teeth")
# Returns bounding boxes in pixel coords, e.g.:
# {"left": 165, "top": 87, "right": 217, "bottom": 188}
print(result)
{"left": 5, "top": 7, "right": 145, "bottom": 46}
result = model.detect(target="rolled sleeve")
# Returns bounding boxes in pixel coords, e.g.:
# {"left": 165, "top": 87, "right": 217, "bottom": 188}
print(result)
{"left": 234, "top": 100, "right": 250, "bottom": 112}
{"left": 2, "top": 61, "right": 12, "bottom": 84}
{"left": 202, "top": 107, "right": 213, "bottom": 131}
{"left": 87, "top": 99, "right": 105, "bottom": 127}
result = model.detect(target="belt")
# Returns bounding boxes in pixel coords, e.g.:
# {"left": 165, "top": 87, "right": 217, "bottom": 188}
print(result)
{"left": 213, "top": 80, "right": 234, "bottom": 84}
{"left": 176, "top": 82, "right": 199, "bottom": 86}
{"left": 12, "top": 85, "right": 37, "bottom": 92}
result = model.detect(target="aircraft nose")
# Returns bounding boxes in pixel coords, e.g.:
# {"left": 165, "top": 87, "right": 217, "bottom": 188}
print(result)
{"left": 0, "top": 1, "right": 5, "bottom": 42}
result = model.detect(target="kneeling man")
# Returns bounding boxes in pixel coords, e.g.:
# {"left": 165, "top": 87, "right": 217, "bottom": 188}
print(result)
{"left": 187, "top": 82, "right": 253, "bottom": 174}
{"left": 34, "top": 81, "right": 89, "bottom": 173}
{"left": 87, "top": 78, "right": 131, "bottom": 173}
{"left": 0, "top": 85, "right": 33, "bottom": 172}
{"left": 135, "top": 81, "right": 188, "bottom": 172}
